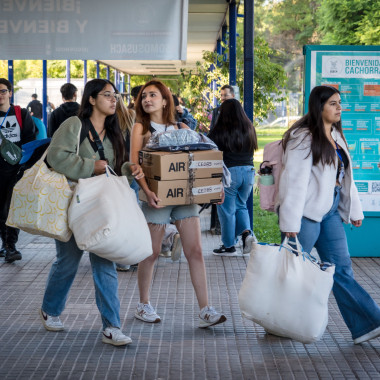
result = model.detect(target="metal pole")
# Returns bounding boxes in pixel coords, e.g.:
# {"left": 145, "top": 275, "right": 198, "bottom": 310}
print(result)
{"left": 120, "top": 74, "right": 125, "bottom": 94}
{"left": 222, "top": 24, "right": 227, "bottom": 62}
{"left": 8, "top": 60, "right": 14, "bottom": 104}
{"left": 66, "top": 60, "right": 70, "bottom": 82}
{"left": 42, "top": 60, "right": 48, "bottom": 126}
{"left": 83, "top": 60, "right": 87, "bottom": 84}
{"left": 106, "top": 66, "right": 110, "bottom": 80}
{"left": 244, "top": 0, "right": 255, "bottom": 229}
{"left": 127, "top": 74, "right": 131, "bottom": 104}
{"left": 229, "top": 1, "right": 237, "bottom": 86}
{"left": 96, "top": 62, "right": 100, "bottom": 79}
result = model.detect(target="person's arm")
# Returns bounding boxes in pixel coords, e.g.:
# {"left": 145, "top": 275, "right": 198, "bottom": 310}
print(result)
{"left": 130, "top": 123, "right": 162, "bottom": 208}
{"left": 20, "top": 108, "right": 37, "bottom": 144}
{"left": 278, "top": 135, "right": 312, "bottom": 234}
{"left": 46, "top": 117, "right": 95, "bottom": 180}
{"left": 181, "top": 108, "right": 197, "bottom": 130}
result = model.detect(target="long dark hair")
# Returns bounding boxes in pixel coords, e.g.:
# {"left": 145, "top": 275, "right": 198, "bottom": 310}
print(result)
{"left": 283, "top": 85, "right": 345, "bottom": 166}
{"left": 208, "top": 98, "right": 258, "bottom": 152}
{"left": 78, "top": 79, "right": 126, "bottom": 175}
{"left": 135, "top": 80, "right": 176, "bottom": 134}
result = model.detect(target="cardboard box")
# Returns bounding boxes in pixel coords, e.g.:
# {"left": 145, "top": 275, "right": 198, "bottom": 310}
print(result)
{"left": 139, "top": 150, "right": 223, "bottom": 180}
{"left": 139, "top": 177, "right": 223, "bottom": 206}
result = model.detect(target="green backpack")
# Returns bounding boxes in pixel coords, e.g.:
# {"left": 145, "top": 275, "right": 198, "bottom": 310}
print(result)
{"left": 0, "top": 106, "right": 22, "bottom": 165}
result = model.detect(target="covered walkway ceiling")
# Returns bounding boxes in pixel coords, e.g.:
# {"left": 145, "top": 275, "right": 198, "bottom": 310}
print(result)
{"left": 98, "top": 0, "right": 233, "bottom": 76}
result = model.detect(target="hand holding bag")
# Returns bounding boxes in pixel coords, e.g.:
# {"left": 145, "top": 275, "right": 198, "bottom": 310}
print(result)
{"left": 68, "top": 166, "right": 152, "bottom": 265}
{"left": 238, "top": 237, "right": 335, "bottom": 344}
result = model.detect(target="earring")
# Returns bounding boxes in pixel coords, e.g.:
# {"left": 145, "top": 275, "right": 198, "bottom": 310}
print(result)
{"left": 163, "top": 104, "right": 166, "bottom": 109}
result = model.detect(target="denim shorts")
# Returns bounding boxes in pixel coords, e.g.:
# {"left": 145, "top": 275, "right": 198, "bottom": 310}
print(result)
{"left": 141, "top": 202, "right": 199, "bottom": 224}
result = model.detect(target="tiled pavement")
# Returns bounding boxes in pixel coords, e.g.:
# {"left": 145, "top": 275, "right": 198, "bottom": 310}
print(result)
{"left": 1, "top": 209, "right": 380, "bottom": 380}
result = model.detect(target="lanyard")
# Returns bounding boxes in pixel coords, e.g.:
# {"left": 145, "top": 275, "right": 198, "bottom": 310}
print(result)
{"left": 0, "top": 106, "right": 11, "bottom": 129}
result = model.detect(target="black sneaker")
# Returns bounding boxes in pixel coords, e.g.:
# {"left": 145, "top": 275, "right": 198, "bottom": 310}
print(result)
{"left": 5, "top": 248, "right": 22, "bottom": 263}
{"left": 213, "top": 245, "right": 237, "bottom": 257}
{"left": 0, "top": 244, "right": 6, "bottom": 258}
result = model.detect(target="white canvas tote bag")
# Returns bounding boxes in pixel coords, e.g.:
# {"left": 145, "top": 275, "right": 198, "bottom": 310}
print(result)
{"left": 239, "top": 237, "right": 335, "bottom": 344}
{"left": 68, "top": 167, "right": 152, "bottom": 265}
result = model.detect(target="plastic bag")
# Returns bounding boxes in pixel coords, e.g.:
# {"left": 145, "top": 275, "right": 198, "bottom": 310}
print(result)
{"left": 146, "top": 129, "right": 218, "bottom": 152}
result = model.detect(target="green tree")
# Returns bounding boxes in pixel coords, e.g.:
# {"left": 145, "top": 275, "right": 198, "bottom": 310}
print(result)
{"left": 317, "top": 0, "right": 380, "bottom": 45}
{"left": 180, "top": 35, "right": 287, "bottom": 132}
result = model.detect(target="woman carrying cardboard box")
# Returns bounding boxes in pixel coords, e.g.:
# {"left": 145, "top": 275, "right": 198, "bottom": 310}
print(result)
{"left": 130, "top": 80, "right": 226, "bottom": 328}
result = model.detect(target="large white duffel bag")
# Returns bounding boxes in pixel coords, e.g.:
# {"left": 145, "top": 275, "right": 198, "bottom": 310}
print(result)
{"left": 238, "top": 237, "right": 335, "bottom": 344}
{"left": 68, "top": 167, "right": 152, "bottom": 265}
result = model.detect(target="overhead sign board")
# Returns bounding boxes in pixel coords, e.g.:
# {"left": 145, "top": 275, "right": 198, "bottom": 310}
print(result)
{"left": 0, "top": 0, "right": 188, "bottom": 60}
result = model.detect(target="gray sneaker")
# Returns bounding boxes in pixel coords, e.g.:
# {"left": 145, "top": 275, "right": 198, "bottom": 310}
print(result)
{"left": 39, "top": 308, "right": 64, "bottom": 332}
{"left": 102, "top": 327, "right": 132, "bottom": 346}
{"left": 199, "top": 306, "right": 226, "bottom": 328}
{"left": 135, "top": 302, "right": 161, "bottom": 323}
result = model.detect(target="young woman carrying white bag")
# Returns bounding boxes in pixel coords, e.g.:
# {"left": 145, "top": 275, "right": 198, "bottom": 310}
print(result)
{"left": 39, "top": 79, "right": 146, "bottom": 347}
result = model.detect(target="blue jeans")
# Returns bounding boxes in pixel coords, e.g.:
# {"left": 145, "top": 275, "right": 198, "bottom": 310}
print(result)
{"left": 130, "top": 179, "right": 140, "bottom": 203}
{"left": 217, "top": 165, "right": 255, "bottom": 248}
{"left": 42, "top": 236, "right": 121, "bottom": 330}
{"left": 291, "top": 186, "right": 380, "bottom": 340}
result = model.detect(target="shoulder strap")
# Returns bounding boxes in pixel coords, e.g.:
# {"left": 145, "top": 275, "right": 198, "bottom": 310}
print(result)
{"left": 79, "top": 119, "right": 90, "bottom": 146}
{"left": 14, "top": 106, "right": 23, "bottom": 129}
{"left": 177, "top": 122, "right": 182, "bottom": 129}
{"left": 86, "top": 119, "right": 106, "bottom": 161}
{"left": 149, "top": 123, "right": 156, "bottom": 133}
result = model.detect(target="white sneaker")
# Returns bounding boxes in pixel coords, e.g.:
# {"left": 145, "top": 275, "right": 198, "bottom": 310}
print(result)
{"left": 171, "top": 233, "right": 182, "bottom": 261}
{"left": 102, "top": 327, "right": 132, "bottom": 346}
{"left": 242, "top": 232, "right": 258, "bottom": 254}
{"left": 199, "top": 306, "right": 227, "bottom": 328}
{"left": 39, "top": 308, "right": 64, "bottom": 332}
{"left": 135, "top": 302, "right": 161, "bottom": 323}
{"left": 354, "top": 326, "right": 380, "bottom": 344}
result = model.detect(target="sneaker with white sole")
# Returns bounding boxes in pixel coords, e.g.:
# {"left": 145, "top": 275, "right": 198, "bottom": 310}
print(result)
{"left": 135, "top": 302, "right": 161, "bottom": 323}
{"left": 39, "top": 308, "right": 64, "bottom": 332}
{"left": 354, "top": 326, "right": 380, "bottom": 344}
{"left": 242, "top": 231, "right": 258, "bottom": 254}
{"left": 102, "top": 327, "right": 132, "bottom": 346}
{"left": 199, "top": 306, "right": 227, "bottom": 328}
{"left": 171, "top": 233, "right": 182, "bottom": 261}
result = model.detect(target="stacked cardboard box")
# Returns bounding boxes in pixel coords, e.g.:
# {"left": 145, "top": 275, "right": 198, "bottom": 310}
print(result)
{"left": 139, "top": 150, "right": 223, "bottom": 206}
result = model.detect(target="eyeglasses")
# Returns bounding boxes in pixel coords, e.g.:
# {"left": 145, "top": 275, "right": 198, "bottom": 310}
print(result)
{"left": 98, "top": 92, "right": 121, "bottom": 101}
{"left": 0, "top": 89, "right": 10, "bottom": 95}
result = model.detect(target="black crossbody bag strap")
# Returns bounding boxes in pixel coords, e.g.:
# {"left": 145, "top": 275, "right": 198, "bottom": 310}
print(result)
{"left": 83, "top": 119, "right": 107, "bottom": 161}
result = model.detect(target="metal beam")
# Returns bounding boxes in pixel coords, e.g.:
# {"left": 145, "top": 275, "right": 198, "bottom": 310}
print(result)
{"left": 84, "top": 60, "right": 87, "bottom": 84}
{"left": 66, "top": 60, "right": 70, "bottom": 83}
{"left": 42, "top": 60, "right": 47, "bottom": 126}
{"left": 229, "top": 1, "right": 237, "bottom": 86}
{"left": 8, "top": 60, "right": 14, "bottom": 104}
{"left": 243, "top": 0, "right": 255, "bottom": 229}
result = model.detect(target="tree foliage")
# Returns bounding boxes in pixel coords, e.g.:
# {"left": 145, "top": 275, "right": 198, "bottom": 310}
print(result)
{"left": 317, "top": 0, "right": 380, "bottom": 45}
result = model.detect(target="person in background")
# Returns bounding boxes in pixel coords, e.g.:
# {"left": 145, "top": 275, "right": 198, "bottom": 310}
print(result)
{"left": 39, "top": 79, "right": 144, "bottom": 346}
{"left": 172, "top": 94, "right": 197, "bottom": 131}
{"left": 278, "top": 85, "right": 380, "bottom": 345}
{"left": 27, "top": 93, "right": 43, "bottom": 120}
{"left": 0, "top": 78, "right": 37, "bottom": 263}
{"left": 209, "top": 85, "right": 235, "bottom": 132}
{"left": 208, "top": 98, "right": 258, "bottom": 256}
{"left": 128, "top": 85, "right": 143, "bottom": 110}
{"left": 114, "top": 94, "right": 138, "bottom": 272}
{"left": 48, "top": 83, "right": 80, "bottom": 137}
{"left": 130, "top": 80, "right": 226, "bottom": 328}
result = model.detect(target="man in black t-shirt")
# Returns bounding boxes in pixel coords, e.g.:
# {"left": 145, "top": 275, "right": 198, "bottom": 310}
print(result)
{"left": 0, "top": 78, "right": 37, "bottom": 263}
{"left": 48, "top": 83, "right": 80, "bottom": 137}
{"left": 27, "top": 93, "right": 43, "bottom": 119}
